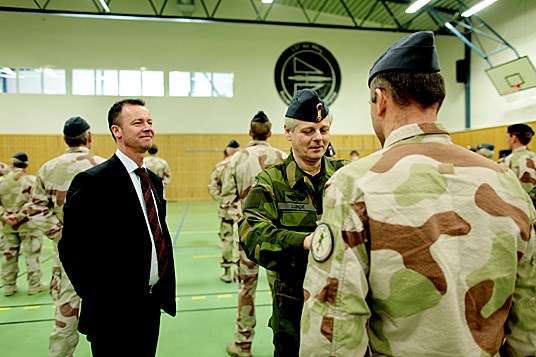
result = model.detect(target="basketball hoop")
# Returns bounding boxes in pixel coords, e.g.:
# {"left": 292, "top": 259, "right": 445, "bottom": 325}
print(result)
{"left": 503, "top": 83, "right": 522, "bottom": 95}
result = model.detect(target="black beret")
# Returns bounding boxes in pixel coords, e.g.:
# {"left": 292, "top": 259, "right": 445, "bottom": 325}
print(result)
{"left": 507, "top": 123, "right": 534, "bottom": 135}
{"left": 148, "top": 143, "right": 158, "bottom": 154}
{"left": 477, "top": 143, "right": 494, "bottom": 151}
{"left": 12, "top": 152, "right": 28, "bottom": 163}
{"left": 368, "top": 31, "right": 441, "bottom": 87}
{"left": 63, "top": 116, "right": 90, "bottom": 137}
{"left": 285, "top": 89, "right": 329, "bottom": 123}
{"left": 467, "top": 146, "right": 477, "bottom": 152}
{"left": 226, "top": 140, "right": 240, "bottom": 148}
{"left": 251, "top": 111, "right": 269, "bottom": 123}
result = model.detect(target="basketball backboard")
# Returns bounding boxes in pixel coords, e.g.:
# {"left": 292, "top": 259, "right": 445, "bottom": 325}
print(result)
{"left": 485, "top": 56, "right": 536, "bottom": 95}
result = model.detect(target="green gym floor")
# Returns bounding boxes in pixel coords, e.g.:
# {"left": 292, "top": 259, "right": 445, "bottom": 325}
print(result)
{"left": 0, "top": 201, "right": 274, "bottom": 357}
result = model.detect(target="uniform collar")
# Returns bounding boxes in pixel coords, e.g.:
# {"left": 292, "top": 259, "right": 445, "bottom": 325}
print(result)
{"left": 64, "top": 146, "right": 90, "bottom": 154}
{"left": 512, "top": 146, "right": 528, "bottom": 152}
{"left": 383, "top": 121, "right": 450, "bottom": 148}
{"left": 246, "top": 140, "right": 271, "bottom": 148}
{"left": 284, "top": 151, "right": 338, "bottom": 190}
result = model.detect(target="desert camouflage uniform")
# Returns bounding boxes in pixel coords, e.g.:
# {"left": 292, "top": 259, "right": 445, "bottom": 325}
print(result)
{"left": 0, "top": 168, "right": 43, "bottom": 292}
{"left": 300, "top": 122, "right": 536, "bottom": 357}
{"left": 0, "top": 162, "right": 11, "bottom": 177}
{"left": 221, "top": 141, "right": 287, "bottom": 355}
{"left": 239, "top": 152, "right": 347, "bottom": 356}
{"left": 208, "top": 155, "right": 241, "bottom": 271}
{"left": 502, "top": 146, "right": 536, "bottom": 194}
{"left": 144, "top": 154, "right": 171, "bottom": 198}
{"left": 25, "top": 146, "right": 105, "bottom": 357}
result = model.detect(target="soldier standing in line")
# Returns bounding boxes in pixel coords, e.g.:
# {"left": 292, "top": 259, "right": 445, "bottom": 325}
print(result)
{"left": 238, "top": 90, "right": 348, "bottom": 356}
{"left": 300, "top": 31, "right": 536, "bottom": 356}
{"left": 208, "top": 139, "right": 241, "bottom": 283}
{"left": 502, "top": 123, "right": 536, "bottom": 193}
{"left": 0, "top": 152, "right": 47, "bottom": 296}
{"left": 24, "top": 117, "right": 106, "bottom": 357}
{"left": 222, "top": 111, "right": 287, "bottom": 357}
{"left": 144, "top": 143, "right": 172, "bottom": 198}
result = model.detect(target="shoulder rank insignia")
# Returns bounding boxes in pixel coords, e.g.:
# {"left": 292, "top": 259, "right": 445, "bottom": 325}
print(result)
{"left": 311, "top": 223, "right": 333, "bottom": 263}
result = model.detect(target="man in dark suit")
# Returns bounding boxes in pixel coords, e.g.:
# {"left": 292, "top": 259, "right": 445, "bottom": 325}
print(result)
{"left": 59, "top": 99, "right": 176, "bottom": 356}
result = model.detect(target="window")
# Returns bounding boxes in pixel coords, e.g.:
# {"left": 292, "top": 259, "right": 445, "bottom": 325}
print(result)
{"left": 212, "top": 72, "right": 234, "bottom": 97}
{"left": 191, "top": 72, "right": 212, "bottom": 97}
{"left": 142, "top": 70, "right": 164, "bottom": 97}
{"left": 0, "top": 67, "right": 17, "bottom": 93}
{"left": 169, "top": 71, "right": 190, "bottom": 97}
{"left": 72, "top": 69, "right": 95, "bottom": 95}
{"left": 43, "top": 68, "right": 66, "bottom": 95}
{"left": 96, "top": 70, "right": 118, "bottom": 96}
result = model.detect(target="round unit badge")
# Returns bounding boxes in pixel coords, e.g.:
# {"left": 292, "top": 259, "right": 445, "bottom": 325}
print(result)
{"left": 311, "top": 223, "right": 334, "bottom": 263}
{"left": 274, "top": 42, "right": 341, "bottom": 106}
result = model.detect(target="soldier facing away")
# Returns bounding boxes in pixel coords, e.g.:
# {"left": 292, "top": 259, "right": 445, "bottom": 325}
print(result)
{"left": 24, "top": 116, "right": 106, "bottom": 357}
{"left": 208, "top": 139, "right": 241, "bottom": 283}
{"left": 0, "top": 152, "right": 47, "bottom": 296}
{"left": 238, "top": 90, "right": 348, "bottom": 356}
{"left": 221, "top": 111, "right": 287, "bottom": 357}
{"left": 300, "top": 31, "right": 536, "bottom": 356}
{"left": 501, "top": 123, "right": 536, "bottom": 194}
{"left": 144, "top": 143, "right": 172, "bottom": 198}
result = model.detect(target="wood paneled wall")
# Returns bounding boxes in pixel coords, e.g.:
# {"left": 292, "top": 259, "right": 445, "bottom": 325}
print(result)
{"left": 1, "top": 122, "right": 534, "bottom": 201}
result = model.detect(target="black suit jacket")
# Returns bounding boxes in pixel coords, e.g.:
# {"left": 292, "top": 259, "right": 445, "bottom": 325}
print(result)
{"left": 59, "top": 154, "right": 176, "bottom": 336}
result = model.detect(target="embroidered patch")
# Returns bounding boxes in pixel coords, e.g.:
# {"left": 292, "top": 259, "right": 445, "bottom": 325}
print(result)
{"left": 311, "top": 223, "right": 333, "bottom": 263}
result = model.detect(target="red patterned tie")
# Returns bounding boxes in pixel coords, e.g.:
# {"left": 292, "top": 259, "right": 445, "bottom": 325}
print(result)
{"left": 135, "top": 167, "right": 169, "bottom": 279}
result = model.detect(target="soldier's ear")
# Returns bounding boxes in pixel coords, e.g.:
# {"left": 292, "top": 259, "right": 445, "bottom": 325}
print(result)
{"left": 284, "top": 125, "right": 292, "bottom": 141}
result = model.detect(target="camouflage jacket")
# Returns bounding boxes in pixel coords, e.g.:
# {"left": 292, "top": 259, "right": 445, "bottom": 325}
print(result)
{"left": 502, "top": 146, "right": 536, "bottom": 193}
{"left": 0, "top": 162, "right": 11, "bottom": 178}
{"left": 300, "top": 122, "right": 536, "bottom": 357}
{"left": 0, "top": 168, "right": 36, "bottom": 233}
{"left": 25, "top": 147, "right": 106, "bottom": 239}
{"left": 144, "top": 154, "right": 171, "bottom": 187}
{"left": 208, "top": 155, "right": 239, "bottom": 220}
{"left": 239, "top": 152, "right": 347, "bottom": 338}
{"left": 221, "top": 140, "right": 287, "bottom": 222}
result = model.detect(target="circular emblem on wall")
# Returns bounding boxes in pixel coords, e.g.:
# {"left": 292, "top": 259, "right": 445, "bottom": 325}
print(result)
{"left": 274, "top": 42, "right": 341, "bottom": 106}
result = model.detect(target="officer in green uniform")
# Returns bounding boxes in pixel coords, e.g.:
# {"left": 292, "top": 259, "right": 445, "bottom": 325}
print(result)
{"left": 238, "top": 89, "right": 347, "bottom": 357}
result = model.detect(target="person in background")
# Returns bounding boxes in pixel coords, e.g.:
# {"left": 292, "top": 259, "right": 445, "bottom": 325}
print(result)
{"left": 0, "top": 152, "right": 47, "bottom": 296}
{"left": 502, "top": 123, "right": 536, "bottom": 194}
{"left": 467, "top": 145, "right": 477, "bottom": 152}
{"left": 476, "top": 143, "right": 494, "bottom": 160}
{"left": 497, "top": 149, "right": 512, "bottom": 165}
{"left": 59, "top": 99, "right": 176, "bottom": 356}
{"left": 208, "top": 139, "right": 241, "bottom": 283}
{"left": 24, "top": 116, "right": 106, "bottom": 357}
{"left": 300, "top": 31, "right": 536, "bottom": 357}
{"left": 144, "top": 143, "right": 172, "bottom": 198}
{"left": 221, "top": 111, "right": 287, "bottom": 357}
{"left": 238, "top": 90, "right": 348, "bottom": 356}
{"left": 349, "top": 149, "right": 360, "bottom": 161}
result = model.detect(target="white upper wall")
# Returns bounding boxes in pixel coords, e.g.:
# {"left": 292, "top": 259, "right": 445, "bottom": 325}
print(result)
{"left": 0, "top": 9, "right": 465, "bottom": 135}
{"left": 468, "top": 0, "right": 536, "bottom": 130}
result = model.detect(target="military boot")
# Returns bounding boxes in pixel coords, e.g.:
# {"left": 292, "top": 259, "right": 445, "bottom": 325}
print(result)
{"left": 27, "top": 282, "right": 48, "bottom": 295}
{"left": 226, "top": 342, "right": 252, "bottom": 357}
{"left": 4, "top": 285, "right": 18, "bottom": 297}
{"left": 220, "top": 267, "right": 232, "bottom": 283}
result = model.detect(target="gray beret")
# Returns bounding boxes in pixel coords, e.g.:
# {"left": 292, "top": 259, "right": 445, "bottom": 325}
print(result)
{"left": 368, "top": 31, "right": 441, "bottom": 87}
{"left": 63, "top": 116, "right": 90, "bottom": 137}
{"left": 285, "top": 89, "right": 329, "bottom": 123}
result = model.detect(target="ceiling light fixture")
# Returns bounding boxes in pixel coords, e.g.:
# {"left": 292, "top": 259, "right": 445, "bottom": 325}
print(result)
{"left": 262, "top": 0, "right": 273, "bottom": 4}
{"left": 98, "top": 0, "right": 111, "bottom": 13}
{"left": 405, "top": 0, "right": 433, "bottom": 14}
{"left": 461, "top": 0, "right": 498, "bottom": 17}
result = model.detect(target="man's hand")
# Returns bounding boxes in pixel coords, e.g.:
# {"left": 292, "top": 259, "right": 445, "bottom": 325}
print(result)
{"left": 303, "top": 233, "right": 313, "bottom": 250}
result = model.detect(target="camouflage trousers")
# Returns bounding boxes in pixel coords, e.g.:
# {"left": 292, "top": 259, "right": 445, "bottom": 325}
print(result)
{"left": 49, "top": 242, "right": 80, "bottom": 357}
{"left": 219, "top": 219, "right": 235, "bottom": 268}
{"left": 0, "top": 231, "right": 43, "bottom": 289}
{"left": 233, "top": 242, "right": 276, "bottom": 353}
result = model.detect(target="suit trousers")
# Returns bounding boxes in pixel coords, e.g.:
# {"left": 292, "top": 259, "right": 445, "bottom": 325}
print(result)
{"left": 88, "top": 291, "right": 162, "bottom": 357}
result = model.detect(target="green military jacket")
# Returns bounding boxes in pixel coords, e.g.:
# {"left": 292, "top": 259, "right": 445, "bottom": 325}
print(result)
{"left": 239, "top": 151, "right": 347, "bottom": 346}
